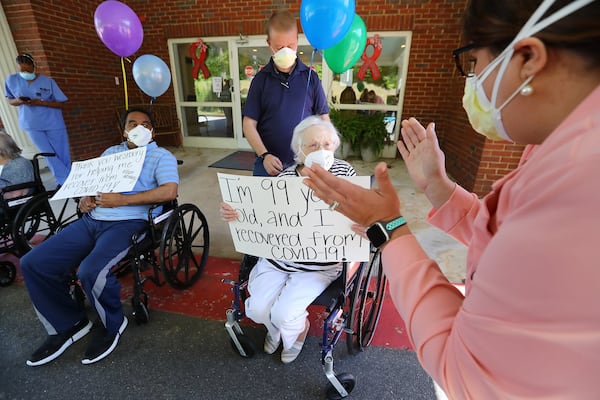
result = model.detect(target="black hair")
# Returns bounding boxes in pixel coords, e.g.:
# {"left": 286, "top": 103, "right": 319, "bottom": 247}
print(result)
{"left": 120, "top": 107, "right": 156, "bottom": 130}
{"left": 15, "top": 53, "right": 34, "bottom": 65}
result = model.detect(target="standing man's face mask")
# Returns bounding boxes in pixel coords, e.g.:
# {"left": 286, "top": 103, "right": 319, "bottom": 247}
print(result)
{"left": 461, "top": 0, "right": 591, "bottom": 142}
{"left": 126, "top": 125, "right": 153, "bottom": 147}
{"left": 272, "top": 47, "right": 297, "bottom": 70}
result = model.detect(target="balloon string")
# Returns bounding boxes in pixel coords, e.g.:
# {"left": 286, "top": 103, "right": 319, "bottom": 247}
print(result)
{"left": 121, "top": 57, "right": 129, "bottom": 110}
{"left": 301, "top": 48, "right": 317, "bottom": 121}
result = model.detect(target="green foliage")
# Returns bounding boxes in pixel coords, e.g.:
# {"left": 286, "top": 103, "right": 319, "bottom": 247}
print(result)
{"left": 330, "top": 108, "right": 388, "bottom": 155}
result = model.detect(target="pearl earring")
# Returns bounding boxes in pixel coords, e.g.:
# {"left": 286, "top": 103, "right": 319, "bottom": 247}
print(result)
{"left": 520, "top": 84, "right": 534, "bottom": 96}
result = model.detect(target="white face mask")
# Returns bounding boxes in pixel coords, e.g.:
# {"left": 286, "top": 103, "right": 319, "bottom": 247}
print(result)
{"left": 303, "top": 149, "right": 334, "bottom": 171}
{"left": 126, "top": 125, "right": 153, "bottom": 147}
{"left": 462, "top": 0, "right": 592, "bottom": 142}
{"left": 272, "top": 47, "right": 296, "bottom": 70}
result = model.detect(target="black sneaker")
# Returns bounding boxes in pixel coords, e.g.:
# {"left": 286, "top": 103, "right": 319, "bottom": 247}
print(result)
{"left": 81, "top": 316, "right": 128, "bottom": 365}
{"left": 27, "top": 318, "right": 92, "bottom": 367}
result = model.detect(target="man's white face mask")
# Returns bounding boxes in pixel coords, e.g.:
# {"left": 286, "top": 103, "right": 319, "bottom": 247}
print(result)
{"left": 126, "top": 125, "right": 153, "bottom": 147}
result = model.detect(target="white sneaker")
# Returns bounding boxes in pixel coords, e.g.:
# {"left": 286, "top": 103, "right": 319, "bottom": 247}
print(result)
{"left": 281, "top": 319, "right": 310, "bottom": 364}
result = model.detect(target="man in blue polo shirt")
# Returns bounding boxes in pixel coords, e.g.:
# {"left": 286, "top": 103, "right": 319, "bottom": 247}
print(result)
{"left": 4, "top": 53, "right": 71, "bottom": 187}
{"left": 20, "top": 108, "right": 179, "bottom": 367}
{"left": 243, "top": 10, "right": 329, "bottom": 176}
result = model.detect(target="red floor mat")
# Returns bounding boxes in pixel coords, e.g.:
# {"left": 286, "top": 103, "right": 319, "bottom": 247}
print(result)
{"left": 3, "top": 253, "right": 413, "bottom": 350}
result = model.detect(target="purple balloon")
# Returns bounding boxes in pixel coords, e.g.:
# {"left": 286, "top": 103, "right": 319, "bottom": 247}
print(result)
{"left": 94, "top": 0, "right": 143, "bottom": 57}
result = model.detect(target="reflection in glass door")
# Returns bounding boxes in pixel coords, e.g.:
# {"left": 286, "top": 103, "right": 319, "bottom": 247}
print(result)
{"left": 169, "top": 36, "right": 324, "bottom": 150}
{"left": 235, "top": 37, "right": 323, "bottom": 149}
{"left": 170, "top": 38, "right": 237, "bottom": 149}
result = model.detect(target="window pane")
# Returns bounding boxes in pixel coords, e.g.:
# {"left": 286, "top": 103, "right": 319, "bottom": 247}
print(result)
{"left": 181, "top": 105, "right": 233, "bottom": 138}
{"left": 330, "top": 35, "right": 406, "bottom": 108}
{"left": 175, "top": 41, "right": 231, "bottom": 102}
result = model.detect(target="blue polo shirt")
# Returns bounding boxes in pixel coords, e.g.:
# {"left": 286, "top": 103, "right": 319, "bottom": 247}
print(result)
{"left": 4, "top": 73, "right": 67, "bottom": 131}
{"left": 90, "top": 142, "right": 179, "bottom": 221}
{"left": 243, "top": 59, "right": 329, "bottom": 166}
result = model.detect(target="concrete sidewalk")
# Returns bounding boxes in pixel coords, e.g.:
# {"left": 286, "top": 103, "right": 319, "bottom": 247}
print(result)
{"left": 2, "top": 147, "right": 465, "bottom": 399}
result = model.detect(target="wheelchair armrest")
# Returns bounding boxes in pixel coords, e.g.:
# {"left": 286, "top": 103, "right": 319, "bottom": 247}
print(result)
{"left": 1, "top": 182, "right": 38, "bottom": 207}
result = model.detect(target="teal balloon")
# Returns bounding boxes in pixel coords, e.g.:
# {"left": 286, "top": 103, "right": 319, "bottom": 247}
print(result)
{"left": 324, "top": 14, "right": 367, "bottom": 74}
{"left": 132, "top": 54, "right": 172, "bottom": 98}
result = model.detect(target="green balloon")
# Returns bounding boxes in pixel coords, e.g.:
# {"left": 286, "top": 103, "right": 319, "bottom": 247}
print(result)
{"left": 324, "top": 14, "right": 367, "bottom": 74}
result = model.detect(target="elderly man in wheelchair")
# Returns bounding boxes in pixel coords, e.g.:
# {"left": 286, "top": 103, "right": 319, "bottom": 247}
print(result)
{"left": 20, "top": 107, "right": 179, "bottom": 367}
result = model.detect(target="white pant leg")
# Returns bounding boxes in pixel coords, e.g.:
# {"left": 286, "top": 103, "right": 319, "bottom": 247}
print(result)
{"left": 271, "top": 267, "right": 341, "bottom": 350}
{"left": 245, "top": 258, "right": 289, "bottom": 341}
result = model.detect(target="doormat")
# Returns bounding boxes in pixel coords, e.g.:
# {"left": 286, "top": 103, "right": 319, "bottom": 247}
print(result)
{"left": 209, "top": 151, "right": 255, "bottom": 171}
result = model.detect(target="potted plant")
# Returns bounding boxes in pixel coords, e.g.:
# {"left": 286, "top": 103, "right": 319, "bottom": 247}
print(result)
{"left": 329, "top": 107, "right": 361, "bottom": 158}
{"left": 357, "top": 111, "right": 388, "bottom": 162}
{"left": 329, "top": 108, "right": 389, "bottom": 162}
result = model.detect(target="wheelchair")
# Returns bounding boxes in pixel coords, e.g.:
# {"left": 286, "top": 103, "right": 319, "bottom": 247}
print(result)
{"left": 85, "top": 198, "right": 211, "bottom": 324}
{"left": 223, "top": 248, "right": 387, "bottom": 399}
{"left": 0, "top": 153, "right": 78, "bottom": 287}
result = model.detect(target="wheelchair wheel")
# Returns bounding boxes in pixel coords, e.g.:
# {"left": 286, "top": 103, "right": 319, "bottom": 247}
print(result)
{"left": 13, "top": 193, "right": 78, "bottom": 255}
{"left": 325, "top": 372, "right": 356, "bottom": 400}
{"left": 160, "top": 204, "right": 209, "bottom": 290}
{"left": 229, "top": 333, "right": 256, "bottom": 358}
{"left": 0, "top": 261, "right": 16, "bottom": 287}
{"left": 346, "top": 249, "right": 387, "bottom": 354}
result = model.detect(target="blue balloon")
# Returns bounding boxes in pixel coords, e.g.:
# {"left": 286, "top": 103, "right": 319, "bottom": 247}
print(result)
{"left": 132, "top": 54, "right": 171, "bottom": 98}
{"left": 300, "top": 0, "right": 355, "bottom": 50}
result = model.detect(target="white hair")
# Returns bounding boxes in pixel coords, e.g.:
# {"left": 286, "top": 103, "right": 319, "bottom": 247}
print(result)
{"left": 290, "top": 116, "right": 340, "bottom": 163}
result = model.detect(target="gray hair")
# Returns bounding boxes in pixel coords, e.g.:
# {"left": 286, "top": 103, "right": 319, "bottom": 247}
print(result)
{"left": 0, "top": 131, "right": 23, "bottom": 159}
{"left": 290, "top": 116, "right": 340, "bottom": 163}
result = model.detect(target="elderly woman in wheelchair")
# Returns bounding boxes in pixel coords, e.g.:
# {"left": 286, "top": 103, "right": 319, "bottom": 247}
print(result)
{"left": 220, "top": 116, "right": 357, "bottom": 364}
{"left": 0, "top": 130, "right": 34, "bottom": 196}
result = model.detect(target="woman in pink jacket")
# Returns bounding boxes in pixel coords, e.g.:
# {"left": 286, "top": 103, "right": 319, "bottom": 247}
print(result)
{"left": 304, "top": 0, "right": 600, "bottom": 398}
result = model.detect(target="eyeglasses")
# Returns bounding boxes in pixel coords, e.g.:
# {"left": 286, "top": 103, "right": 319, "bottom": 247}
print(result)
{"left": 302, "top": 141, "right": 334, "bottom": 152}
{"left": 452, "top": 44, "right": 478, "bottom": 77}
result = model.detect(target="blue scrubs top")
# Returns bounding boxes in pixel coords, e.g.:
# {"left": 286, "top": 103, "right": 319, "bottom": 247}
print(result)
{"left": 4, "top": 73, "right": 68, "bottom": 131}
{"left": 243, "top": 59, "right": 329, "bottom": 166}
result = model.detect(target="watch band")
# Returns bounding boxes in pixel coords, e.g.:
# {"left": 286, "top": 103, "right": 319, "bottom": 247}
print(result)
{"left": 366, "top": 216, "right": 407, "bottom": 248}
{"left": 258, "top": 151, "right": 272, "bottom": 160}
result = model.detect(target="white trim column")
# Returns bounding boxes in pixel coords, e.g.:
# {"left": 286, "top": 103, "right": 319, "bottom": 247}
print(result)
{"left": 0, "top": 4, "right": 36, "bottom": 159}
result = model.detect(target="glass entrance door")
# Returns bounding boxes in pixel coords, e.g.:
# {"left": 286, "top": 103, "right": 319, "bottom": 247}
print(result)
{"left": 234, "top": 36, "right": 324, "bottom": 149}
{"left": 169, "top": 36, "right": 324, "bottom": 150}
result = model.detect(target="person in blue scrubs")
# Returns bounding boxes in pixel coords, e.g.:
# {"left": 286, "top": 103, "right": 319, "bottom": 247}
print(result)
{"left": 4, "top": 53, "right": 71, "bottom": 187}
{"left": 242, "top": 10, "right": 329, "bottom": 176}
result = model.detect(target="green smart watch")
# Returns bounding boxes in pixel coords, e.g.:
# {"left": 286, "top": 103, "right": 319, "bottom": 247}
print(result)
{"left": 366, "top": 216, "right": 407, "bottom": 248}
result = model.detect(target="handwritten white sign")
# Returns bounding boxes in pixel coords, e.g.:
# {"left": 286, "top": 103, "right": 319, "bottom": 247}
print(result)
{"left": 51, "top": 147, "right": 147, "bottom": 200}
{"left": 218, "top": 173, "right": 370, "bottom": 262}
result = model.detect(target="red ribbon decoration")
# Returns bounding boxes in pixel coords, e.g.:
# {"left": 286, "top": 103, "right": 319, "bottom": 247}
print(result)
{"left": 189, "top": 40, "right": 210, "bottom": 79}
{"left": 358, "top": 35, "right": 382, "bottom": 81}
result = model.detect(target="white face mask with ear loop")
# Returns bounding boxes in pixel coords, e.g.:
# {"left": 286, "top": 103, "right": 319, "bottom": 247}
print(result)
{"left": 462, "top": 0, "right": 594, "bottom": 142}
{"left": 303, "top": 149, "right": 335, "bottom": 171}
{"left": 126, "top": 125, "right": 153, "bottom": 147}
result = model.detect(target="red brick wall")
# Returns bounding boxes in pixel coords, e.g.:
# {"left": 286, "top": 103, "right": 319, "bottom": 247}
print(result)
{"left": 2, "top": 0, "right": 523, "bottom": 195}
